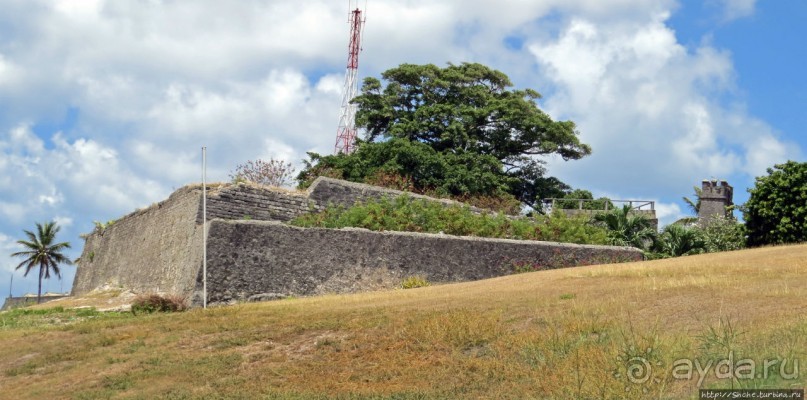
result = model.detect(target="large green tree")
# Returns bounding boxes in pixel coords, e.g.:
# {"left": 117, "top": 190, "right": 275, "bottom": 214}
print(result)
{"left": 11, "top": 221, "right": 72, "bottom": 303}
{"left": 744, "top": 161, "right": 807, "bottom": 246}
{"left": 298, "top": 63, "right": 591, "bottom": 210}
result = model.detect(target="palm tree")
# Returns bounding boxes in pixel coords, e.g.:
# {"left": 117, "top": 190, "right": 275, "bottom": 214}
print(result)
{"left": 11, "top": 222, "right": 72, "bottom": 304}
{"left": 675, "top": 186, "right": 704, "bottom": 226}
{"left": 682, "top": 186, "right": 702, "bottom": 215}
{"left": 593, "top": 204, "right": 656, "bottom": 249}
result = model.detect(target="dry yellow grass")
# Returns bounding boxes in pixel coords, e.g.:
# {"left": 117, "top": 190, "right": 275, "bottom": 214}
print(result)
{"left": 1, "top": 244, "right": 805, "bottom": 399}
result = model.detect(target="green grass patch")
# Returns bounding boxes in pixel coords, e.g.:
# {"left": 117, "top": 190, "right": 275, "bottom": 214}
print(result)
{"left": 0, "top": 306, "right": 131, "bottom": 331}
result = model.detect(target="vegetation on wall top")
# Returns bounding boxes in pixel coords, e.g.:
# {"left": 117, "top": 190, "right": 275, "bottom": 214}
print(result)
{"left": 290, "top": 195, "right": 609, "bottom": 245}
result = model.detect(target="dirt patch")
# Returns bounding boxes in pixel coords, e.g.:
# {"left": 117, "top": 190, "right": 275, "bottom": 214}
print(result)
{"left": 24, "top": 287, "right": 137, "bottom": 311}
{"left": 240, "top": 331, "right": 349, "bottom": 363}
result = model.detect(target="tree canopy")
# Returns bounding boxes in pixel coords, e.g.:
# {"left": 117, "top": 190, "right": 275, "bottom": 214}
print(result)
{"left": 298, "top": 62, "right": 591, "bottom": 210}
{"left": 744, "top": 160, "right": 807, "bottom": 246}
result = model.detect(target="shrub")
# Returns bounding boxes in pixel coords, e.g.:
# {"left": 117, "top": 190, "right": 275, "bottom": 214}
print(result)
{"left": 230, "top": 159, "right": 295, "bottom": 188}
{"left": 401, "top": 275, "right": 431, "bottom": 289}
{"left": 131, "top": 294, "right": 187, "bottom": 315}
{"left": 701, "top": 215, "right": 746, "bottom": 252}
{"left": 652, "top": 224, "right": 706, "bottom": 258}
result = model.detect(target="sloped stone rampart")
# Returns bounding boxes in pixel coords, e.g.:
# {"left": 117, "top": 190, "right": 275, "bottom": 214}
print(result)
{"left": 72, "top": 186, "right": 205, "bottom": 296}
{"left": 194, "top": 220, "right": 643, "bottom": 306}
{"left": 306, "top": 177, "right": 487, "bottom": 212}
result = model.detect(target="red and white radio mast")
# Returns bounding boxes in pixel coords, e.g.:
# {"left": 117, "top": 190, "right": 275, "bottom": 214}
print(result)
{"left": 334, "top": 2, "right": 366, "bottom": 154}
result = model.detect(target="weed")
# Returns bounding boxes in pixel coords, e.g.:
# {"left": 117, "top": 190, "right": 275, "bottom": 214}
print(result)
{"left": 698, "top": 316, "right": 745, "bottom": 359}
{"left": 105, "top": 356, "right": 125, "bottom": 364}
{"left": 401, "top": 275, "right": 430, "bottom": 289}
{"left": 122, "top": 338, "right": 146, "bottom": 354}
{"left": 98, "top": 335, "right": 117, "bottom": 347}
{"left": 4, "top": 360, "right": 40, "bottom": 377}
{"left": 102, "top": 374, "right": 133, "bottom": 390}
{"left": 511, "top": 260, "right": 544, "bottom": 273}
{"left": 93, "top": 219, "right": 116, "bottom": 232}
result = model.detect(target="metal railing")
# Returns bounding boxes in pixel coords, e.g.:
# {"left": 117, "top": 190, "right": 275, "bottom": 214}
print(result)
{"left": 542, "top": 198, "right": 655, "bottom": 212}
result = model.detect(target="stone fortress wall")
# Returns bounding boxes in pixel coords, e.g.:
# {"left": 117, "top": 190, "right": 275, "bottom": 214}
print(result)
{"left": 72, "top": 177, "right": 644, "bottom": 306}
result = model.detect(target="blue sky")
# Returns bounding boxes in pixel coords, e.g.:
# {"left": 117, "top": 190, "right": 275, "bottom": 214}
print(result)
{"left": 0, "top": 0, "right": 804, "bottom": 302}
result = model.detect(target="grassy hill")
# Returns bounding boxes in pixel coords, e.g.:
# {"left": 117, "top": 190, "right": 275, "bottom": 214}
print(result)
{"left": 1, "top": 245, "right": 805, "bottom": 399}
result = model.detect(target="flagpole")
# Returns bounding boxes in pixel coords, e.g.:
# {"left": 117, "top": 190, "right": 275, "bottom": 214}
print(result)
{"left": 202, "top": 146, "right": 207, "bottom": 309}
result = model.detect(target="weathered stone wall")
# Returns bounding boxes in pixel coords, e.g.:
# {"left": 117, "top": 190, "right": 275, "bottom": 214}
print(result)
{"left": 194, "top": 220, "right": 643, "bottom": 306}
{"left": 199, "top": 183, "right": 318, "bottom": 223}
{"left": 72, "top": 186, "right": 205, "bottom": 296}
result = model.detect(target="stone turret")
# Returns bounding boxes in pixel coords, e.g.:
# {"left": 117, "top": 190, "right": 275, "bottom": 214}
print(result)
{"left": 698, "top": 180, "right": 733, "bottom": 224}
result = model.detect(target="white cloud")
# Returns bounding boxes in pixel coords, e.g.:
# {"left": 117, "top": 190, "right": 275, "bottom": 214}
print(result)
{"left": 50, "top": 133, "right": 165, "bottom": 213}
{"left": 528, "top": 9, "right": 795, "bottom": 204}
{"left": 38, "top": 190, "right": 64, "bottom": 206}
{"left": 672, "top": 103, "right": 741, "bottom": 177}
{"left": 53, "top": 0, "right": 103, "bottom": 17}
{"left": 54, "top": 216, "right": 74, "bottom": 229}
{"left": 0, "top": 232, "right": 19, "bottom": 273}
{"left": 655, "top": 202, "right": 686, "bottom": 227}
{"left": 0, "top": 125, "right": 166, "bottom": 226}
{"left": 3, "top": 124, "right": 45, "bottom": 155}
{"left": 716, "top": 0, "right": 756, "bottom": 22}
{"left": 0, "top": 202, "right": 28, "bottom": 226}
{"left": 0, "top": 54, "right": 22, "bottom": 87}
{"left": 743, "top": 134, "right": 791, "bottom": 177}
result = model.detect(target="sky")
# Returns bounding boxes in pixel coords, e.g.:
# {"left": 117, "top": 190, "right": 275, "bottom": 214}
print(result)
{"left": 0, "top": 0, "right": 804, "bottom": 300}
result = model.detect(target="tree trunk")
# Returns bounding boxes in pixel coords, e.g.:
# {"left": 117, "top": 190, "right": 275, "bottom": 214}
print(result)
{"left": 37, "top": 263, "right": 43, "bottom": 304}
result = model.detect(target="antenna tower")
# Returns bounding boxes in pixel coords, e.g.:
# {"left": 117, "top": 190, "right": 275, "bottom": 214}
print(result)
{"left": 334, "top": 2, "right": 366, "bottom": 154}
